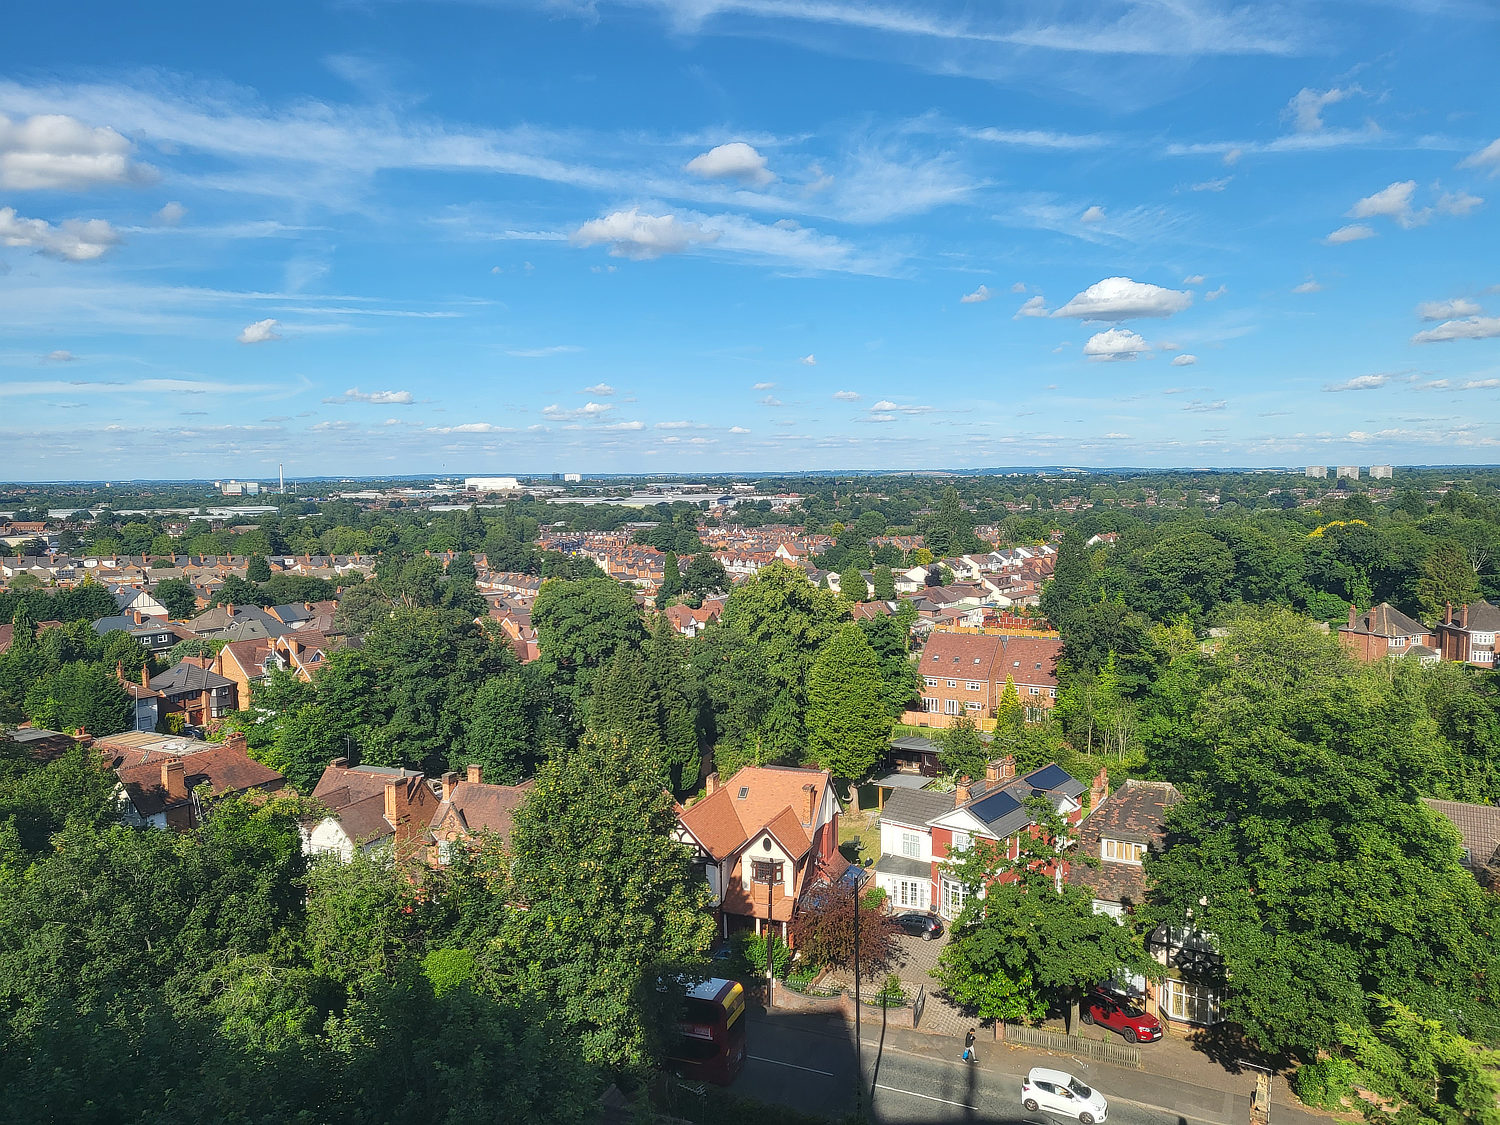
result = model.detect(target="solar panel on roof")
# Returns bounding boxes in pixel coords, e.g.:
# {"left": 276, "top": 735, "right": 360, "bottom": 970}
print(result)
{"left": 1026, "top": 763, "right": 1072, "bottom": 791}
{"left": 968, "top": 789, "right": 1021, "bottom": 825}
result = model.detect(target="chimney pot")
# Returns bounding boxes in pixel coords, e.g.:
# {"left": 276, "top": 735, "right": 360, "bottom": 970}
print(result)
{"left": 704, "top": 771, "right": 719, "bottom": 797}
{"left": 467, "top": 763, "right": 481, "bottom": 785}
{"left": 331, "top": 756, "right": 349, "bottom": 770}
{"left": 442, "top": 771, "right": 460, "bottom": 801}
{"left": 1349, "top": 604, "right": 1358, "bottom": 631}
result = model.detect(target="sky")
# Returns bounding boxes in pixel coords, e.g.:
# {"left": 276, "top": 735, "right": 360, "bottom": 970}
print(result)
{"left": 1, "top": 1, "right": 1498, "bottom": 480}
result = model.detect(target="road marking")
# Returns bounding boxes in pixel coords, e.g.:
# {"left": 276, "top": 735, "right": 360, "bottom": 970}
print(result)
{"left": 747, "top": 1055, "right": 835, "bottom": 1077}
{"left": 873, "top": 1083, "right": 977, "bottom": 1110}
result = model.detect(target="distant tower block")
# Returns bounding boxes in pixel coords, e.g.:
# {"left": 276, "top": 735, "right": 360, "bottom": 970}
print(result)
{"left": 1369, "top": 465, "right": 1394, "bottom": 479}
{"left": 1305, "top": 466, "right": 1328, "bottom": 478}
{"left": 1336, "top": 465, "right": 1360, "bottom": 481}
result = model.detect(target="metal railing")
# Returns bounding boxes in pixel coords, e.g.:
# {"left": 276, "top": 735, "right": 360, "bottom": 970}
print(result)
{"left": 1002, "top": 1024, "right": 1142, "bottom": 1069}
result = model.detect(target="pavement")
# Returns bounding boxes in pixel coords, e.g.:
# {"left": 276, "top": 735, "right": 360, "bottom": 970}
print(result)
{"left": 738, "top": 1005, "right": 1332, "bottom": 1125}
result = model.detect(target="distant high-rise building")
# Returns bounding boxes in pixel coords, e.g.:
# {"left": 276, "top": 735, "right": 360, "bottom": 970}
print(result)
{"left": 1369, "top": 465, "right": 1394, "bottom": 479}
{"left": 564, "top": 472, "right": 582, "bottom": 483}
{"left": 1336, "top": 465, "right": 1360, "bottom": 481}
{"left": 1305, "top": 465, "right": 1328, "bottom": 478}
{"left": 217, "top": 480, "right": 261, "bottom": 496}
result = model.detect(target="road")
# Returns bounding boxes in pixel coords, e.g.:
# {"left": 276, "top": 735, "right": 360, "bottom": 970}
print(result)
{"left": 739, "top": 1009, "right": 1251, "bottom": 1125}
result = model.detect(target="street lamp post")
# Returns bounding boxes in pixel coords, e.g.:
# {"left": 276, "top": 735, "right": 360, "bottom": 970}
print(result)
{"left": 852, "top": 870, "right": 862, "bottom": 1117}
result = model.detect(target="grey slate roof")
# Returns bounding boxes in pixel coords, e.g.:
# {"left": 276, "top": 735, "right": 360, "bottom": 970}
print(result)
{"left": 150, "top": 663, "right": 234, "bottom": 694}
{"left": 875, "top": 854, "right": 932, "bottom": 880}
{"left": 880, "top": 787, "right": 955, "bottom": 829}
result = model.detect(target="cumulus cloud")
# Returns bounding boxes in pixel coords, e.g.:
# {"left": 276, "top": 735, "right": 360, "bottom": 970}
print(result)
{"left": 729, "top": 426, "right": 750, "bottom": 434}
{"left": 684, "top": 142, "right": 775, "bottom": 186}
{"left": 603, "top": 420, "right": 645, "bottom": 430}
{"left": 656, "top": 420, "right": 693, "bottom": 429}
{"left": 1010, "top": 281, "right": 1027, "bottom": 294}
{"left": 1324, "top": 373, "right": 1390, "bottom": 391}
{"left": 43, "top": 349, "right": 75, "bottom": 362}
{"left": 583, "top": 382, "right": 614, "bottom": 395}
{"left": 800, "top": 354, "right": 817, "bottom": 365}
{"left": 759, "top": 395, "right": 783, "bottom": 407}
{"left": 1438, "top": 190, "right": 1484, "bottom": 217}
{"left": 833, "top": 390, "right": 861, "bottom": 401}
{"left": 155, "top": 201, "right": 186, "bottom": 225}
{"left": 869, "top": 399, "right": 933, "bottom": 414}
{"left": 543, "top": 401, "right": 613, "bottom": 418}
{"left": 1171, "top": 354, "right": 1198, "bottom": 366}
{"left": 1205, "top": 285, "right": 1227, "bottom": 301}
{"left": 1293, "top": 279, "right": 1323, "bottom": 293}
{"left": 960, "top": 284, "right": 992, "bottom": 304}
{"left": 1349, "top": 181, "right": 1428, "bottom": 229}
{"left": 571, "top": 208, "right": 718, "bottom": 259}
{"left": 1053, "top": 277, "right": 1191, "bottom": 321}
{"left": 237, "top": 318, "right": 281, "bottom": 344}
{"left": 753, "top": 382, "right": 776, "bottom": 390}
{"left": 433, "top": 422, "right": 512, "bottom": 433}
{"left": 1286, "top": 86, "right": 1354, "bottom": 133}
{"left": 1015, "top": 295, "right": 1049, "bottom": 318}
{"left": 0, "top": 113, "right": 150, "bottom": 190}
{"left": 1459, "top": 138, "right": 1500, "bottom": 175}
{"left": 1080, "top": 205, "right": 1106, "bottom": 223}
{"left": 1412, "top": 317, "right": 1500, "bottom": 343}
{"left": 1324, "top": 223, "right": 1376, "bottom": 245}
{"left": 1083, "top": 328, "right": 1149, "bottom": 360}
{"left": 0, "top": 206, "right": 118, "bottom": 260}
{"left": 1463, "top": 379, "right": 1500, "bottom": 390}
{"left": 323, "top": 387, "right": 414, "bottom": 404}
{"left": 1418, "top": 298, "right": 1482, "bottom": 321}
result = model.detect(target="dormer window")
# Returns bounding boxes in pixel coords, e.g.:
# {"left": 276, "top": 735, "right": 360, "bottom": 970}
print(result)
{"left": 1102, "top": 838, "right": 1146, "bottom": 865}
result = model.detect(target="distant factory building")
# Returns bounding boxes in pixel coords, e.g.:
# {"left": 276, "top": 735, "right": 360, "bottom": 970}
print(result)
{"left": 465, "top": 476, "right": 520, "bottom": 491}
{"left": 564, "top": 473, "right": 582, "bottom": 483}
{"left": 217, "top": 480, "right": 261, "bottom": 496}
{"left": 1369, "top": 465, "right": 1394, "bottom": 479}
{"left": 1305, "top": 466, "right": 1328, "bottom": 478}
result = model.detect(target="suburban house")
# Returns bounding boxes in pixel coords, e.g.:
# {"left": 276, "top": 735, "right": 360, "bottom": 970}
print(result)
{"left": 114, "top": 663, "right": 163, "bottom": 732}
{"left": 1066, "top": 779, "right": 1220, "bottom": 1026}
{"left": 913, "top": 630, "right": 1062, "bottom": 725}
{"left": 149, "top": 658, "right": 239, "bottom": 728}
{"left": 215, "top": 637, "right": 276, "bottom": 704}
{"left": 1337, "top": 603, "right": 1437, "bottom": 662}
{"left": 1435, "top": 601, "right": 1500, "bottom": 666}
{"left": 1423, "top": 797, "right": 1500, "bottom": 887}
{"left": 188, "top": 603, "right": 294, "bottom": 641}
{"left": 112, "top": 732, "right": 285, "bottom": 830}
{"left": 113, "top": 585, "right": 171, "bottom": 619}
{"left": 427, "top": 765, "right": 534, "bottom": 864}
{"left": 92, "top": 610, "right": 195, "bottom": 657}
{"left": 270, "top": 630, "right": 349, "bottom": 681}
{"left": 674, "top": 765, "right": 842, "bottom": 942}
{"left": 304, "top": 757, "right": 439, "bottom": 862}
{"left": 875, "top": 756, "right": 1099, "bottom": 921}
{"left": 4, "top": 727, "right": 78, "bottom": 762}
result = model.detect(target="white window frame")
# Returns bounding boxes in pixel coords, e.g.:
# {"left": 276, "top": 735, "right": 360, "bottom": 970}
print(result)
{"left": 946, "top": 679, "right": 958, "bottom": 689}
{"left": 1102, "top": 838, "right": 1146, "bottom": 865}
{"left": 901, "top": 831, "right": 921, "bottom": 858}
{"left": 944, "top": 699, "right": 961, "bottom": 715}
{"left": 1161, "top": 979, "right": 1218, "bottom": 1024}
{"left": 965, "top": 680, "right": 982, "bottom": 692}
{"left": 950, "top": 830, "right": 970, "bottom": 854}
{"left": 922, "top": 697, "right": 940, "bottom": 713}
{"left": 940, "top": 877, "right": 969, "bottom": 921}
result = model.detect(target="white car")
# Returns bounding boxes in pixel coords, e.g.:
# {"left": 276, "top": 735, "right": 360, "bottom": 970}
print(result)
{"left": 1021, "top": 1066, "right": 1109, "bottom": 1124}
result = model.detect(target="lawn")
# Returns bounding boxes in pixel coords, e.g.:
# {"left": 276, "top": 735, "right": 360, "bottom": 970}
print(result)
{"left": 838, "top": 808, "right": 880, "bottom": 867}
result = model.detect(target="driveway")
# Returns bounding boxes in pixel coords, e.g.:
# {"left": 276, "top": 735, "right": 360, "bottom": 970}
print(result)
{"left": 819, "top": 922, "right": 976, "bottom": 1037}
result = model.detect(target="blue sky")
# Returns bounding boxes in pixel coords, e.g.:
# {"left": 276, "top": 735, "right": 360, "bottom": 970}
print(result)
{"left": 1, "top": 0, "right": 1497, "bottom": 479}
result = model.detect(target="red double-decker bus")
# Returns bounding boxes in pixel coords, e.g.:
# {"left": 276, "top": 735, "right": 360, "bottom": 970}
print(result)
{"left": 666, "top": 977, "right": 747, "bottom": 1085}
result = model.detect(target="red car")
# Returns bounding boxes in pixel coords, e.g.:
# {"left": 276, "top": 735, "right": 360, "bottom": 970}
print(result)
{"left": 1081, "top": 986, "right": 1162, "bottom": 1043}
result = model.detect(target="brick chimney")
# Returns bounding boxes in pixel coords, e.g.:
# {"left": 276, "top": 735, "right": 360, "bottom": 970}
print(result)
{"left": 384, "top": 777, "right": 402, "bottom": 826}
{"left": 467, "top": 763, "right": 482, "bottom": 785}
{"left": 116, "top": 659, "right": 125, "bottom": 681}
{"left": 802, "top": 783, "right": 817, "bottom": 826}
{"left": 1463, "top": 603, "right": 1470, "bottom": 629}
{"left": 1348, "top": 604, "right": 1358, "bottom": 631}
{"left": 1089, "top": 767, "right": 1110, "bottom": 814}
{"left": 162, "top": 758, "right": 186, "bottom": 801}
{"left": 226, "top": 603, "right": 235, "bottom": 617}
{"left": 986, "top": 756, "right": 1017, "bottom": 783}
{"left": 704, "top": 771, "right": 719, "bottom": 797}
{"left": 141, "top": 665, "right": 150, "bottom": 688}
{"left": 132, "top": 610, "right": 143, "bottom": 624}
{"left": 442, "top": 771, "right": 460, "bottom": 801}
{"left": 955, "top": 776, "right": 971, "bottom": 805}
{"left": 222, "top": 731, "right": 248, "bottom": 756}
{"left": 331, "top": 756, "right": 349, "bottom": 771}
{"left": 1446, "top": 602, "right": 1454, "bottom": 625}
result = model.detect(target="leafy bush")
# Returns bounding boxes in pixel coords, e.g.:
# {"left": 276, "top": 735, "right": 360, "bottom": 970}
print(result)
{"left": 734, "top": 932, "right": 791, "bottom": 979}
{"left": 1292, "top": 1056, "right": 1357, "bottom": 1109}
{"left": 862, "top": 886, "right": 887, "bottom": 909}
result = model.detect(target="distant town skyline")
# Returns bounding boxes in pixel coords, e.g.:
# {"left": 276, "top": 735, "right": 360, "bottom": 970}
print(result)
{"left": 1, "top": 1, "right": 1497, "bottom": 478}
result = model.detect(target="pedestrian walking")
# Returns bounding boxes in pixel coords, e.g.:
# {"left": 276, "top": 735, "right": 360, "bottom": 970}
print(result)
{"left": 961, "top": 1028, "right": 977, "bottom": 1062}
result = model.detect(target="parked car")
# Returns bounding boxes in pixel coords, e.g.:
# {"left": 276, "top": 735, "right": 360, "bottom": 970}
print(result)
{"left": 1021, "top": 1067, "right": 1108, "bottom": 1124}
{"left": 891, "top": 911, "right": 943, "bottom": 940}
{"left": 1081, "top": 985, "right": 1163, "bottom": 1043}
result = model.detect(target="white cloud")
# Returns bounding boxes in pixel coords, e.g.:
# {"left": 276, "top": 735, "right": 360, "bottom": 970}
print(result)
{"left": 753, "top": 381, "right": 776, "bottom": 390}
{"left": 445, "top": 422, "right": 511, "bottom": 433}
{"left": 1080, "top": 205, "right": 1106, "bottom": 223}
{"left": 833, "top": 390, "right": 861, "bottom": 401}
{"left": 583, "top": 382, "right": 614, "bottom": 395}
{"left": 1324, "top": 223, "right": 1376, "bottom": 245}
{"left": 1348, "top": 180, "right": 1428, "bottom": 229}
{"left": 1014, "top": 295, "right": 1049, "bottom": 318}
{"left": 1191, "top": 176, "right": 1232, "bottom": 192}
{"left": 0, "top": 112, "right": 150, "bottom": 190}
{"left": 1053, "top": 277, "right": 1191, "bottom": 321}
{"left": 1412, "top": 317, "right": 1500, "bottom": 343}
{"left": 759, "top": 395, "right": 783, "bottom": 406}
{"left": 43, "top": 349, "right": 75, "bottom": 362}
{"left": 1292, "top": 278, "right": 1323, "bottom": 293}
{"left": 571, "top": 208, "right": 718, "bottom": 259}
{"left": 1460, "top": 138, "right": 1500, "bottom": 176}
{"left": 1182, "top": 275, "right": 1205, "bottom": 286}
{"left": 729, "top": 426, "right": 750, "bottom": 434}
{"left": 656, "top": 420, "right": 693, "bottom": 428}
{"left": 1205, "top": 285, "right": 1227, "bottom": 301}
{"left": 237, "top": 318, "right": 281, "bottom": 344}
{"left": 323, "top": 387, "right": 414, "bottom": 404}
{"left": 507, "top": 344, "right": 582, "bottom": 357}
{"left": 685, "top": 141, "right": 775, "bottom": 186}
{"left": 1157, "top": 341, "right": 1180, "bottom": 352}
{"left": 1010, "top": 281, "right": 1027, "bottom": 294}
{"left": 1183, "top": 400, "right": 1227, "bottom": 412}
{"left": 1417, "top": 298, "right": 1482, "bottom": 321}
{"left": 603, "top": 420, "right": 645, "bottom": 430}
{"left": 960, "top": 284, "right": 992, "bottom": 304}
{"left": 1083, "top": 328, "right": 1149, "bottom": 360}
{"left": 1438, "top": 191, "right": 1483, "bottom": 217}
{"left": 800, "top": 353, "right": 817, "bottom": 365}
{"left": 1171, "top": 354, "right": 1198, "bottom": 366}
{"left": 1324, "top": 373, "right": 1390, "bottom": 391}
{"left": 543, "top": 401, "right": 615, "bottom": 418}
{"left": 155, "top": 201, "right": 186, "bottom": 225}
{"left": 1463, "top": 379, "right": 1500, "bottom": 390}
{"left": 869, "top": 399, "right": 932, "bottom": 414}
{"left": 0, "top": 206, "right": 118, "bottom": 260}
{"left": 1286, "top": 86, "right": 1354, "bottom": 133}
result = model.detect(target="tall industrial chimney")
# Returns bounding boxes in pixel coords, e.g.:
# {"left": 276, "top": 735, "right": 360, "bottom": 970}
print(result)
{"left": 279, "top": 463, "right": 285, "bottom": 493}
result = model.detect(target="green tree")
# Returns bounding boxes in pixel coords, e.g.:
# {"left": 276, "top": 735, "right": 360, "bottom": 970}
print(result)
{"left": 656, "top": 551, "right": 681, "bottom": 608}
{"left": 1416, "top": 539, "right": 1482, "bottom": 622}
{"left": 152, "top": 577, "right": 199, "bottom": 620}
{"left": 533, "top": 576, "right": 646, "bottom": 719}
{"left": 457, "top": 675, "right": 532, "bottom": 785}
{"left": 838, "top": 565, "right": 867, "bottom": 602}
{"left": 682, "top": 553, "right": 728, "bottom": 599}
{"left": 806, "top": 623, "right": 891, "bottom": 782}
{"left": 502, "top": 735, "right": 716, "bottom": 1070}
{"left": 246, "top": 555, "right": 272, "bottom": 583}
{"left": 23, "top": 662, "right": 132, "bottom": 735}
{"left": 872, "top": 565, "right": 897, "bottom": 601}
{"left": 936, "top": 712, "right": 986, "bottom": 782}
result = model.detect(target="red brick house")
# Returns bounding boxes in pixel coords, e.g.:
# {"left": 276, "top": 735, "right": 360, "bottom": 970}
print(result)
{"left": 1337, "top": 603, "right": 1436, "bottom": 661}
{"left": 428, "top": 765, "right": 534, "bottom": 864}
{"left": 304, "top": 758, "right": 439, "bottom": 862}
{"left": 1436, "top": 601, "right": 1500, "bottom": 667}
{"left": 112, "top": 732, "right": 285, "bottom": 831}
{"left": 915, "top": 630, "right": 1061, "bottom": 724}
{"left": 673, "top": 765, "right": 842, "bottom": 942}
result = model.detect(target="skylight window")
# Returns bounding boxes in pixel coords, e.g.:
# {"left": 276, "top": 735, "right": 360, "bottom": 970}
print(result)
{"left": 738, "top": 786, "right": 749, "bottom": 799}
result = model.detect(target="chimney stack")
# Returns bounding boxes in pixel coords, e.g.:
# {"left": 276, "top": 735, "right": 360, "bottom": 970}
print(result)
{"left": 1463, "top": 603, "right": 1470, "bottom": 630}
{"left": 802, "top": 783, "right": 817, "bottom": 826}
{"left": 222, "top": 731, "right": 248, "bottom": 756}
{"left": 116, "top": 660, "right": 125, "bottom": 680}
{"left": 1447, "top": 602, "right": 1454, "bottom": 625}
{"left": 384, "top": 777, "right": 402, "bottom": 826}
{"left": 1089, "top": 767, "right": 1110, "bottom": 814}
{"left": 132, "top": 610, "right": 142, "bottom": 625}
{"left": 986, "top": 756, "right": 1017, "bottom": 784}
{"left": 1348, "top": 604, "right": 1358, "bottom": 631}
{"left": 331, "top": 756, "right": 349, "bottom": 770}
{"left": 704, "top": 771, "right": 719, "bottom": 797}
{"left": 442, "top": 771, "right": 460, "bottom": 801}
{"left": 142, "top": 665, "right": 150, "bottom": 688}
{"left": 467, "top": 763, "right": 482, "bottom": 785}
{"left": 162, "top": 758, "right": 186, "bottom": 801}
{"left": 955, "top": 776, "right": 971, "bottom": 805}
{"left": 226, "top": 603, "right": 235, "bottom": 618}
